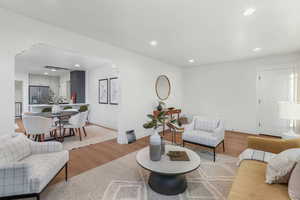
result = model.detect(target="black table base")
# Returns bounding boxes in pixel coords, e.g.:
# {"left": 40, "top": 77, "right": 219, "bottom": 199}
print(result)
{"left": 148, "top": 172, "right": 187, "bottom": 195}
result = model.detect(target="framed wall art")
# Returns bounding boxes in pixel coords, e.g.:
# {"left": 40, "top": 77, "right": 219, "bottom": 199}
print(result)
{"left": 99, "top": 79, "right": 108, "bottom": 104}
{"left": 109, "top": 77, "right": 119, "bottom": 105}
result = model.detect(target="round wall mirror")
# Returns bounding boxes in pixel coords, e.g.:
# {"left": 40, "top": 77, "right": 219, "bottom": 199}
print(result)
{"left": 155, "top": 75, "right": 171, "bottom": 100}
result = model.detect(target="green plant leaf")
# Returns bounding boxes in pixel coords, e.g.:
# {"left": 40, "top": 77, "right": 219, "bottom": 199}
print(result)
{"left": 157, "top": 111, "right": 165, "bottom": 118}
{"left": 143, "top": 122, "right": 155, "bottom": 129}
{"left": 170, "top": 119, "right": 177, "bottom": 124}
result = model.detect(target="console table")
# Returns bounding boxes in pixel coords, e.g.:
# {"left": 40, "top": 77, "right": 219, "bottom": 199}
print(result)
{"left": 153, "top": 109, "right": 181, "bottom": 135}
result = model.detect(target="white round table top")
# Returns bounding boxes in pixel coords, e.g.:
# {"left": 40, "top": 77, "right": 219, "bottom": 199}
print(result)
{"left": 136, "top": 145, "right": 201, "bottom": 175}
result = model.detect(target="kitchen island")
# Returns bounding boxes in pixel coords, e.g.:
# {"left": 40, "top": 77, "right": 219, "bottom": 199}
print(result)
{"left": 28, "top": 103, "right": 89, "bottom": 113}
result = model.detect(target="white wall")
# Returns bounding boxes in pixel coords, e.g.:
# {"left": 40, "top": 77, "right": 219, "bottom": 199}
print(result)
{"left": 87, "top": 64, "right": 119, "bottom": 130}
{"left": 0, "top": 8, "right": 183, "bottom": 142}
{"left": 59, "top": 72, "right": 70, "bottom": 99}
{"left": 15, "top": 81, "right": 22, "bottom": 102}
{"left": 14, "top": 71, "right": 29, "bottom": 113}
{"left": 182, "top": 53, "right": 300, "bottom": 134}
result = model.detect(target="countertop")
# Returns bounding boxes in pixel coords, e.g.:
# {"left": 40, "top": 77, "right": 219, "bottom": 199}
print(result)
{"left": 28, "top": 103, "right": 89, "bottom": 107}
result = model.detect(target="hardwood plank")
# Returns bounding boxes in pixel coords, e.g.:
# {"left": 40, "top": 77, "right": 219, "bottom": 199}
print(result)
{"left": 52, "top": 137, "right": 149, "bottom": 184}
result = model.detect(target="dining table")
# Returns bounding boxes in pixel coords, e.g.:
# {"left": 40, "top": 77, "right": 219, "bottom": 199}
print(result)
{"left": 26, "top": 111, "right": 79, "bottom": 142}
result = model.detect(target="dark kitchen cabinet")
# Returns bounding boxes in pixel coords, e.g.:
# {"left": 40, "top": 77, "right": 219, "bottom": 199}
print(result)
{"left": 71, "top": 71, "right": 85, "bottom": 103}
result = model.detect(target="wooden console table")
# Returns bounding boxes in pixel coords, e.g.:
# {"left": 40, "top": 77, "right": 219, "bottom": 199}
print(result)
{"left": 153, "top": 109, "right": 181, "bottom": 135}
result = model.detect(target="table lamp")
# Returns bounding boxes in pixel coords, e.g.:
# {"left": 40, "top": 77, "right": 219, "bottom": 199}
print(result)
{"left": 278, "top": 101, "right": 300, "bottom": 139}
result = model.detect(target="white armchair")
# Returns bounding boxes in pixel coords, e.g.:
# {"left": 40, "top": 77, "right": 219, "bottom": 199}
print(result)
{"left": 182, "top": 116, "right": 225, "bottom": 162}
{"left": 0, "top": 134, "right": 69, "bottom": 200}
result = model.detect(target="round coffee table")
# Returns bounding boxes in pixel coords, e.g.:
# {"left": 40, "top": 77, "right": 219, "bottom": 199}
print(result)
{"left": 136, "top": 145, "right": 201, "bottom": 195}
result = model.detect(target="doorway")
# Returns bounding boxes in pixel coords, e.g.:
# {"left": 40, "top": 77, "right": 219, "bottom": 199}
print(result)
{"left": 14, "top": 43, "right": 121, "bottom": 143}
{"left": 15, "top": 80, "right": 23, "bottom": 118}
{"left": 257, "top": 67, "right": 296, "bottom": 136}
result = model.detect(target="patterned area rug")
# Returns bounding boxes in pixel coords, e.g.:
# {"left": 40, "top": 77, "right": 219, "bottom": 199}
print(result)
{"left": 38, "top": 146, "right": 238, "bottom": 200}
{"left": 62, "top": 125, "right": 117, "bottom": 150}
{"left": 14, "top": 121, "right": 118, "bottom": 151}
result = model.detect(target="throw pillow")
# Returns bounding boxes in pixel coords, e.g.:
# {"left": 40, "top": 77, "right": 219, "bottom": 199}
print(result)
{"left": 266, "top": 156, "right": 296, "bottom": 184}
{"left": 277, "top": 148, "right": 300, "bottom": 161}
{"left": 289, "top": 163, "right": 300, "bottom": 200}
{"left": 0, "top": 134, "right": 31, "bottom": 164}
{"left": 265, "top": 148, "right": 300, "bottom": 184}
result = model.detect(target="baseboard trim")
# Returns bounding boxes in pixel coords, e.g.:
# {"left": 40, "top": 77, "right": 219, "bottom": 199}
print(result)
{"left": 87, "top": 122, "right": 118, "bottom": 132}
{"left": 258, "top": 133, "right": 282, "bottom": 139}
{"left": 225, "top": 130, "right": 282, "bottom": 139}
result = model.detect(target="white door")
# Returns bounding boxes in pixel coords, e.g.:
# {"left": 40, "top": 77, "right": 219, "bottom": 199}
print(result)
{"left": 257, "top": 68, "right": 295, "bottom": 136}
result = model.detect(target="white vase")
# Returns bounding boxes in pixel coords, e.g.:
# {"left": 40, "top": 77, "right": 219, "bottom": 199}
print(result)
{"left": 149, "top": 130, "right": 161, "bottom": 161}
{"left": 52, "top": 105, "right": 61, "bottom": 114}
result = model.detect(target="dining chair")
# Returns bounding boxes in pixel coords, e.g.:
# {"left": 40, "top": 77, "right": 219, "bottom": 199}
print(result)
{"left": 22, "top": 115, "right": 57, "bottom": 142}
{"left": 81, "top": 111, "right": 89, "bottom": 135}
{"left": 41, "top": 107, "right": 59, "bottom": 130}
{"left": 63, "top": 111, "right": 88, "bottom": 141}
{"left": 60, "top": 107, "right": 78, "bottom": 124}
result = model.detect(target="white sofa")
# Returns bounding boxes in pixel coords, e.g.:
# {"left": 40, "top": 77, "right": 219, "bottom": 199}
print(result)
{"left": 0, "top": 134, "right": 69, "bottom": 200}
{"left": 182, "top": 116, "right": 225, "bottom": 161}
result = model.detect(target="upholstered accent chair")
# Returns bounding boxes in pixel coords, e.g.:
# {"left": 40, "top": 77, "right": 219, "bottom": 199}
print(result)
{"left": 0, "top": 134, "right": 69, "bottom": 200}
{"left": 182, "top": 116, "right": 225, "bottom": 161}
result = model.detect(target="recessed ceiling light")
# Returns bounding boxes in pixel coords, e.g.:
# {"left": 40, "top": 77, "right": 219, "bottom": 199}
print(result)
{"left": 188, "top": 59, "right": 195, "bottom": 63}
{"left": 44, "top": 72, "right": 49, "bottom": 75}
{"left": 243, "top": 8, "right": 256, "bottom": 16}
{"left": 74, "top": 64, "right": 80, "bottom": 67}
{"left": 253, "top": 47, "right": 261, "bottom": 52}
{"left": 51, "top": 69, "right": 57, "bottom": 72}
{"left": 149, "top": 40, "right": 158, "bottom": 47}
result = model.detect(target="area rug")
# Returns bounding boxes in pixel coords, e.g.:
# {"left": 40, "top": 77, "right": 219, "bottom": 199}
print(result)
{"left": 62, "top": 125, "right": 118, "bottom": 150}
{"left": 38, "top": 147, "right": 238, "bottom": 200}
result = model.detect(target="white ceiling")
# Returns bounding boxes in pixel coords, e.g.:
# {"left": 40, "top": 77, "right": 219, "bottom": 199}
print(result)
{"left": 15, "top": 44, "right": 110, "bottom": 75}
{"left": 2, "top": 0, "right": 300, "bottom": 66}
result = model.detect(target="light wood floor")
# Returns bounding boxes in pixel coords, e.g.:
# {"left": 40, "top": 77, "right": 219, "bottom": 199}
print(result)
{"left": 53, "top": 130, "right": 256, "bottom": 184}
{"left": 15, "top": 119, "right": 263, "bottom": 184}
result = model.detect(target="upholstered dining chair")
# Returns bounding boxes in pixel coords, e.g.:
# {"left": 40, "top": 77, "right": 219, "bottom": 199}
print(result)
{"left": 63, "top": 111, "right": 88, "bottom": 141}
{"left": 60, "top": 107, "right": 78, "bottom": 124}
{"left": 22, "top": 115, "right": 57, "bottom": 142}
{"left": 182, "top": 116, "right": 225, "bottom": 162}
{"left": 41, "top": 107, "right": 59, "bottom": 128}
{"left": 79, "top": 105, "right": 89, "bottom": 122}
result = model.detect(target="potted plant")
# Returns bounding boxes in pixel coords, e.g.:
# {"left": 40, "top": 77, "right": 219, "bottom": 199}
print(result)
{"left": 143, "top": 110, "right": 177, "bottom": 130}
{"left": 51, "top": 96, "right": 64, "bottom": 114}
{"left": 143, "top": 111, "right": 177, "bottom": 161}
